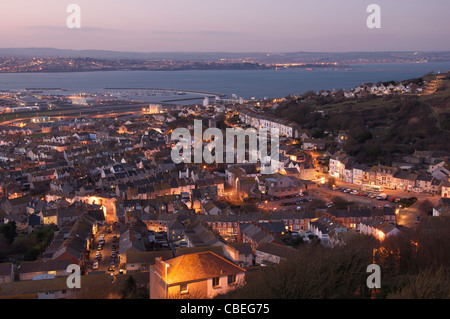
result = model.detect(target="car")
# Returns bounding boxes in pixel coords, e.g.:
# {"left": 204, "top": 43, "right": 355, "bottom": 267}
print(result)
{"left": 92, "top": 261, "right": 99, "bottom": 270}
{"left": 179, "top": 241, "right": 188, "bottom": 247}
{"left": 325, "top": 202, "right": 335, "bottom": 208}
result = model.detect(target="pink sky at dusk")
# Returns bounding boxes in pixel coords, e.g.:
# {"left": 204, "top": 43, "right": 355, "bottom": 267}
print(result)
{"left": 0, "top": 0, "right": 449, "bottom": 52}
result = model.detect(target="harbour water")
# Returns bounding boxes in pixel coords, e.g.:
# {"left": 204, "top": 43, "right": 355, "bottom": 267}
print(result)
{"left": 0, "top": 62, "right": 449, "bottom": 103}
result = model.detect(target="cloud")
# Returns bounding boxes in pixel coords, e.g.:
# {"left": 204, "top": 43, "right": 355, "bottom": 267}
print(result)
{"left": 24, "top": 25, "right": 122, "bottom": 33}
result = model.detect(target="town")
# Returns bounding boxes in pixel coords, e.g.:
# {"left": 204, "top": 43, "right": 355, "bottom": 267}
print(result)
{"left": 0, "top": 72, "right": 449, "bottom": 300}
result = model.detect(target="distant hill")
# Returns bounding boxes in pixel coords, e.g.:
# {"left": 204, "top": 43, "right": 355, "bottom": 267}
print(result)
{"left": 1, "top": 48, "right": 450, "bottom": 63}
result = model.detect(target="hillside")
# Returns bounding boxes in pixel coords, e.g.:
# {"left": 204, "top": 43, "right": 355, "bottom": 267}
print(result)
{"left": 274, "top": 72, "right": 450, "bottom": 165}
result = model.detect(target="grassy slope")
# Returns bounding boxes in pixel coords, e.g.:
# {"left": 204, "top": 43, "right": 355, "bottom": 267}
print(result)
{"left": 276, "top": 73, "right": 450, "bottom": 164}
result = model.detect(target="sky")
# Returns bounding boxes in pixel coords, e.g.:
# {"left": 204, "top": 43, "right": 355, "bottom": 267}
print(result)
{"left": 0, "top": 0, "right": 449, "bottom": 52}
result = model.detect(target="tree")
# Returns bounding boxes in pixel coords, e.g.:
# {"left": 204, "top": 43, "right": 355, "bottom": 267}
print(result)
{"left": 416, "top": 199, "right": 435, "bottom": 215}
{"left": 387, "top": 267, "right": 450, "bottom": 299}
{"left": 120, "top": 275, "right": 136, "bottom": 297}
{"left": 23, "top": 247, "right": 41, "bottom": 261}
{"left": 120, "top": 275, "right": 149, "bottom": 299}
{"left": 326, "top": 177, "right": 336, "bottom": 188}
{"left": 218, "top": 236, "right": 377, "bottom": 299}
{"left": 0, "top": 221, "right": 17, "bottom": 245}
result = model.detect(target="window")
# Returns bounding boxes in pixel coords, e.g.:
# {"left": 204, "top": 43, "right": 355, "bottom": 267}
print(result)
{"left": 228, "top": 274, "right": 237, "bottom": 285}
{"left": 212, "top": 277, "right": 220, "bottom": 288}
{"left": 180, "top": 284, "right": 188, "bottom": 294}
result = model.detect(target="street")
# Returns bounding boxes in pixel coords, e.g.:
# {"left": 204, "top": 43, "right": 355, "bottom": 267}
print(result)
{"left": 313, "top": 177, "right": 440, "bottom": 228}
{"left": 87, "top": 226, "right": 121, "bottom": 275}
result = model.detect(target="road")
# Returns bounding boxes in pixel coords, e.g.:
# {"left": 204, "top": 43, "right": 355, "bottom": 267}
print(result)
{"left": 0, "top": 102, "right": 149, "bottom": 125}
{"left": 87, "top": 226, "right": 121, "bottom": 275}
{"left": 311, "top": 176, "right": 440, "bottom": 227}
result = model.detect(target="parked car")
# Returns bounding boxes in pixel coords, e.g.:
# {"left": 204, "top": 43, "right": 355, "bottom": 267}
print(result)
{"left": 92, "top": 261, "right": 99, "bottom": 270}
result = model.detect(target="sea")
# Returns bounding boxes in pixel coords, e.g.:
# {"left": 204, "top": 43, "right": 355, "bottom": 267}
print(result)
{"left": 0, "top": 62, "right": 449, "bottom": 104}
